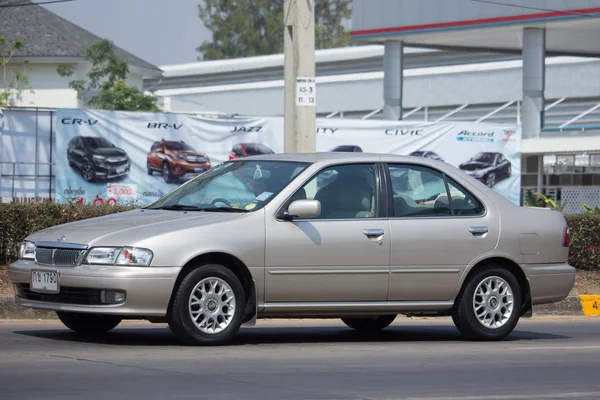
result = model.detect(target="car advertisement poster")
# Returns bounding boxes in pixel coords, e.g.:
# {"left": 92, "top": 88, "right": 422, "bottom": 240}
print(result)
{"left": 55, "top": 109, "right": 521, "bottom": 206}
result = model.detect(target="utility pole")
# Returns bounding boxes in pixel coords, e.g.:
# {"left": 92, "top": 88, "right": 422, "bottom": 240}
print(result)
{"left": 284, "top": 0, "right": 316, "bottom": 153}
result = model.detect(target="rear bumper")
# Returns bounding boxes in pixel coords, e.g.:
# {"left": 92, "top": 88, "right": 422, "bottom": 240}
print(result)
{"left": 522, "top": 263, "right": 576, "bottom": 306}
{"left": 8, "top": 260, "right": 181, "bottom": 317}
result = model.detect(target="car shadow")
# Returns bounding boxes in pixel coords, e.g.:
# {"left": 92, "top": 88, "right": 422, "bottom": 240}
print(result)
{"left": 12, "top": 323, "right": 570, "bottom": 347}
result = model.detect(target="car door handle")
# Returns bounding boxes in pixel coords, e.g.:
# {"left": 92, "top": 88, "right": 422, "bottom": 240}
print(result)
{"left": 363, "top": 229, "right": 385, "bottom": 238}
{"left": 469, "top": 226, "right": 488, "bottom": 235}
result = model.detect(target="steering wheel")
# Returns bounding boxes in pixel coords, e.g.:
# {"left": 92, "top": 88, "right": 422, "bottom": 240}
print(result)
{"left": 211, "top": 198, "right": 232, "bottom": 207}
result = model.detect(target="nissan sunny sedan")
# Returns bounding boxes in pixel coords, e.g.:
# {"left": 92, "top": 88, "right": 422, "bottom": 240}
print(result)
{"left": 9, "top": 153, "right": 575, "bottom": 345}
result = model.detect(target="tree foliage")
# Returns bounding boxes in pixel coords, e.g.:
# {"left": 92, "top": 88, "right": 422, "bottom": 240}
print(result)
{"left": 197, "top": 0, "right": 352, "bottom": 60}
{"left": 57, "top": 39, "right": 160, "bottom": 112}
{"left": 0, "top": 37, "right": 33, "bottom": 106}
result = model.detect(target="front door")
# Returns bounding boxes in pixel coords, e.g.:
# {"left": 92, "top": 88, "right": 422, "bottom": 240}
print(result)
{"left": 265, "top": 163, "right": 391, "bottom": 303}
{"left": 386, "top": 163, "right": 500, "bottom": 301}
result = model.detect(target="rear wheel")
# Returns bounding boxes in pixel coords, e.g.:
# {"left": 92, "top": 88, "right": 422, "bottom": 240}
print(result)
{"left": 452, "top": 266, "right": 522, "bottom": 341}
{"left": 341, "top": 315, "right": 396, "bottom": 333}
{"left": 57, "top": 312, "right": 121, "bottom": 334}
{"left": 168, "top": 264, "right": 245, "bottom": 345}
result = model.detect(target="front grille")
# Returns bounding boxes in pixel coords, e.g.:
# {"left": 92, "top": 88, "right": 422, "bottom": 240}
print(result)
{"left": 15, "top": 284, "right": 103, "bottom": 305}
{"left": 186, "top": 156, "right": 206, "bottom": 163}
{"left": 35, "top": 248, "right": 85, "bottom": 266}
{"left": 107, "top": 156, "right": 128, "bottom": 163}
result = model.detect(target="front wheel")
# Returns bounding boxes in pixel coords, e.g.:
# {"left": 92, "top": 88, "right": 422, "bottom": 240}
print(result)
{"left": 57, "top": 312, "right": 122, "bottom": 334}
{"left": 452, "top": 267, "right": 522, "bottom": 341}
{"left": 168, "top": 264, "right": 246, "bottom": 345}
{"left": 341, "top": 315, "right": 396, "bottom": 333}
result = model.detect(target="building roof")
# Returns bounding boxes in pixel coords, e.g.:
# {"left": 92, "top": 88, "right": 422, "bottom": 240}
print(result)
{"left": 0, "top": 0, "right": 161, "bottom": 75}
{"left": 522, "top": 135, "right": 600, "bottom": 155}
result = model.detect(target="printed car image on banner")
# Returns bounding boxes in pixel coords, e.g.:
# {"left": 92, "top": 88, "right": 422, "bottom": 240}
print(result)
{"left": 55, "top": 109, "right": 521, "bottom": 206}
{"left": 55, "top": 109, "right": 282, "bottom": 205}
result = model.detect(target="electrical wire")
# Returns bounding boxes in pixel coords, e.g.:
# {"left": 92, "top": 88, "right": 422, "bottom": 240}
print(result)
{"left": 0, "top": 0, "right": 77, "bottom": 8}
{"left": 467, "top": 0, "right": 600, "bottom": 19}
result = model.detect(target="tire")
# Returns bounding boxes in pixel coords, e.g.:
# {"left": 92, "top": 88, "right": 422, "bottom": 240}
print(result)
{"left": 57, "top": 311, "right": 122, "bottom": 334}
{"left": 168, "top": 264, "right": 246, "bottom": 345}
{"left": 341, "top": 315, "right": 396, "bottom": 333}
{"left": 81, "top": 162, "right": 95, "bottom": 182}
{"left": 485, "top": 173, "right": 496, "bottom": 188}
{"left": 452, "top": 266, "right": 522, "bottom": 341}
{"left": 162, "top": 161, "right": 172, "bottom": 183}
{"left": 147, "top": 161, "right": 153, "bottom": 175}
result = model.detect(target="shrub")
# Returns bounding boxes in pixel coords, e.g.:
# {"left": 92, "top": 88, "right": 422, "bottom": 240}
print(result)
{"left": 565, "top": 214, "right": 600, "bottom": 271}
{"left": 0, "top": 203, "right": 598, "bottom": 271}
{"left": 0, "top": 203, "right": 135, "bottom": 264}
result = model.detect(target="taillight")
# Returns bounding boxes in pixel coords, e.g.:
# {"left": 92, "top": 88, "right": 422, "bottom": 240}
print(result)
{"left": 563, "top": 226, "right": 570, "bottom": 247}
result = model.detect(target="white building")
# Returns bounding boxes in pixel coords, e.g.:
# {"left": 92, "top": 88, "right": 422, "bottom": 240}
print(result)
{"left": 0, "top": 0, "right": 162, "bottom": 108}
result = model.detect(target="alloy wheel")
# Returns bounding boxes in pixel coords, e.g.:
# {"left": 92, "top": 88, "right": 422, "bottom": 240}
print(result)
{"left": 472, "top": 276, "right": 514, "bottom": 329}
{"left": 188, "top": 277, "right": 236, "bottom": 334}
{"left": 486, "top": 173, "right": 496, "bottom": 187}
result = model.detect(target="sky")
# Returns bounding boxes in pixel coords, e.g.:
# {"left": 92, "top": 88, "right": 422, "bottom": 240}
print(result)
{"left": 37, "top": 0, "right": 212, "bottom": 67}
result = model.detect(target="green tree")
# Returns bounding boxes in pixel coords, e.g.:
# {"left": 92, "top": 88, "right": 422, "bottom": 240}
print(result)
{"left": 0, "top": 37, "right": 33, "bottom": 106}
{"left": 57, "top": 39, "right": 160, "bottom": 112}
{"left": 197, "top": 0, "right": 352, "bottom": 60}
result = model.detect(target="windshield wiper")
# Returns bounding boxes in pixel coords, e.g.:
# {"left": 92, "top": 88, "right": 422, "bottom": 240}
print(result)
{"left": 154, "top": 204, "right": 249, "bottom": 213}
{"left": 153, "top": 204, "right": 204, "bottom": 211}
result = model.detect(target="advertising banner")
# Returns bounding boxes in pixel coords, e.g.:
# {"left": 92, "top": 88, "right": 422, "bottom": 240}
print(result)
{"left": 55, "top": 109, "right": 521, "bottom": 206}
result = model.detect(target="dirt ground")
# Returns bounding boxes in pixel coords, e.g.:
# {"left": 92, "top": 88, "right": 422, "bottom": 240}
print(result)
{"left": 1, "top": 265, "right": 599, "bottom": 296}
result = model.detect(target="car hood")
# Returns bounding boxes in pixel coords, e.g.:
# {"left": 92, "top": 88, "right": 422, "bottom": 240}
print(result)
{"left": 26, "top": 209, "right": 243, "bottom": 247}
{"left": 93, "top": 147, "right": 127, "bottom": 157}
{"left": 459, "top": 161, "right": 492, "bottom": 171}
{"left": 171, "top": 150, "right": 207, "bottom": 157}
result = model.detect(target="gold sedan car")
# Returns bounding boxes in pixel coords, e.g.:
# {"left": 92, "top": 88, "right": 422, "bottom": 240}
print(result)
{"left": 9, "top": 153, "right": 575, "bottom": 345}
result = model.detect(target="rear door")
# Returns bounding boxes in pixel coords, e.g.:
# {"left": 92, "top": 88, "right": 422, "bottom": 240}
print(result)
{"left": 386, "top": 163, "right": 499, "bottom": 301}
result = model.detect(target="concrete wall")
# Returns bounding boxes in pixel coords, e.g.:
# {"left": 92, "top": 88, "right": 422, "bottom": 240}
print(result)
{"left": 351, "top": 0, "right": 600, "bottom": 32}
{"left": 160, "top": 57, "right": 600, "bottom": 116}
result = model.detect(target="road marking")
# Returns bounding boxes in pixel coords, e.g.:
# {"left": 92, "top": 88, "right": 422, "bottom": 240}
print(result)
{"left": 388, "top": 392, "right": 600, "bottom": 400}
{"left": 514, "top": 345, "right": 600, "bottom": 351}
{"left": 580, "top": 295, "right": 600, "bottom": 316}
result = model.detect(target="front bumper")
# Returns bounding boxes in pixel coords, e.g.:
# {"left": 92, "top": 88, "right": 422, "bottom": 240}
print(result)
{"left": 8, "top": 260, "right": 181, "bottom": 317}
{"left": 523, "top": 263, "right": 576, "bottom": 305}
{"left": 93, "top": 161, "right": 131, "bottom": 179}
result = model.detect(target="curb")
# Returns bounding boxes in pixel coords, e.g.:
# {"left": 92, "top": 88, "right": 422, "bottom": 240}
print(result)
{"left": 1, "top": 294, "right": 599, "bottom": 320}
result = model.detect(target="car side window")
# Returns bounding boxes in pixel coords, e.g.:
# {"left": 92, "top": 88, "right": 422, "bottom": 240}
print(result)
{"left": 388, "top": 164, "right": 450, "bottom": 217}
{"left": 293, "top": 163, "right": 379, "bottom": 219}
{"left": 446, "top": 178, "right": 485, "bottom": 216}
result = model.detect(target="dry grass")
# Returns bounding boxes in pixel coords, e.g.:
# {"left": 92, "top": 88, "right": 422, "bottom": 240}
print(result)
{"left": 0, "top": 265, "right": 599, "bottom": 297}
{"left": 0, "top": 265, "right": 11, "bottom": 294}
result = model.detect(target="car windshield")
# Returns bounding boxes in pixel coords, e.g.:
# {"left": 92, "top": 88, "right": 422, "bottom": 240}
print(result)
{"left": 147, "top": 160, "right": 309, "bottom": 212}
{"left": 84, "top": 137, "right": 114, "bottom": 149}
{"left": 472, "top": 152, "right": 496, "bottom": 164}
{"left": 166, "top": 141, "right": 195, "bottom": 151}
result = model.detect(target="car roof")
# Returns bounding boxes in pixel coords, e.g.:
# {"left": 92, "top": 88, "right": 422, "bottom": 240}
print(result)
{"left": 236, "top": 152, "right": 440, "bottom": 165}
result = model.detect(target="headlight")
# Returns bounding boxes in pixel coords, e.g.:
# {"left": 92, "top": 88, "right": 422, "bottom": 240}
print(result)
{"left": 20, "top": 241, "right": 35, "bottom": 260}
{"left": 174, "top": 153, "right": 185, "bottom": 159}
{"left": 84, "top": 247, "right": 153, "bottom": 266}
{"left": 93, "top": 155, "right": 107, "bottom": 162}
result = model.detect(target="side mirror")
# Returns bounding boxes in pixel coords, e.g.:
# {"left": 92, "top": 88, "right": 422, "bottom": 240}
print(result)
{"left": 282, "top": 200, "right": 321, "bottom": 220}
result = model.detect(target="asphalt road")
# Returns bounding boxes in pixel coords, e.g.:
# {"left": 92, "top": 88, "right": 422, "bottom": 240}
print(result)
{"left": 0, "top": 317, "right": 599, "bottom": 400}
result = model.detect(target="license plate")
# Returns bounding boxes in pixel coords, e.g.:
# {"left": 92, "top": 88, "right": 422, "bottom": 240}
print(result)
{"left": 31, "top": 270, "right": 59, "bottom": 294}
{"left": 117, "top": 167, "right": 126, "bottom": 173}
{"left": 194, "top": 167, "right": 203, "bottom": 172}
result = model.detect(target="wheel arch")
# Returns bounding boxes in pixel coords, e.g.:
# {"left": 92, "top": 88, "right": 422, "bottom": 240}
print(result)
{"left": 456, "top": 257, "right": 532, "bottom": 317}
{"left": 167, "top": 252, "right": 257, "bottom": 323}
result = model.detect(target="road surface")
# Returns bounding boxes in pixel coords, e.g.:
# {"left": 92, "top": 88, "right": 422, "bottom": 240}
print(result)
{"left": 0, "top": 317, "right": 599, "bottom": 400}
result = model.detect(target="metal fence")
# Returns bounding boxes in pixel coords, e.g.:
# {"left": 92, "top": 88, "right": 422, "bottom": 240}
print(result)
{"left": 0, "top": 107, "right": 56, "bottom": 202}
